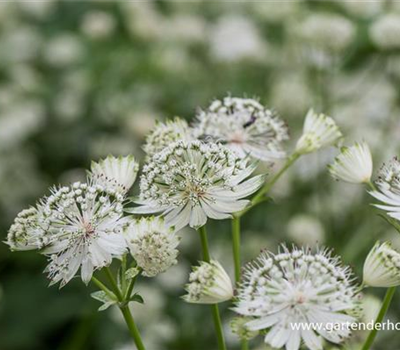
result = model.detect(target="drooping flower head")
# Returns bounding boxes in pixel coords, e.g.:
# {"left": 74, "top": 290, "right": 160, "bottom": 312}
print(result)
{"left": 363, "top": 241, "right": 400, "bottom": 288}
{"left": 129, "top": 140, "right": 264, "bottom": 229}
{"left": 370, "top": 157, "right": 400, "bottom": 220}
{"left": 296, "top": 109, "right": 343, "bottom": 155}
{"left": 234, "top": 246, "right": 360, "bottom": 350}
{"left": 124, "top": 216, "right": 180, "bottom": 277}
{"left": 8, "top": 182, "right": 128, "bottom": 287}
{"left": 143, "top": 117, "right": 193, "bottom": 158}
{"left": 183, "top": 260, "right": 233, "bottom": 304}
{"left": 193, "top": 96, "right": 289, "bottom": 162}
{"left": 328, "top": 141, "right": 373, "bottom": 184}
{"left": 89, "top": 155, "right": 139, "bottom": 196}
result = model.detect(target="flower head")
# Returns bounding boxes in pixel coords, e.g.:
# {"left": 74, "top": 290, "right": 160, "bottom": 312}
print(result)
{"left": 296, "top": 109, "right": 343, "bottom": 155}
{"left": 129, "top": 140, "right": 264, "bottom": 229}
{"left": 90, "top": 155, "right": 139, "bottom": 196}
{"left": 328, "top": 141, "right": 373, "bottom": 184}
{"left": 143, "top": 118, "right": 193, "bottom": 157}
{"left": 124, "top": 216, "right": 180, "bottom": 277}
{"left": 183, "top": 260, "right": 233, "bottom": 304}
{"left": 370, "top": 158, "right": 400, "bottom": 220}
{"left": 234, "top": 246, "right": 360, "bottom": 350}
{"left": 8, "top": 182, "right": 128, "bottom": 287}
{"left": 363, "top": 241, "right": 400, "bottom": 287}
{"left": 193, "top": 96, "right": 289, "bottom": 161}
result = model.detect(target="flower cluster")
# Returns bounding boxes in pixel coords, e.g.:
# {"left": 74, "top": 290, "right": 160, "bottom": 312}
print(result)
{"left": 234, "top": 246, "right": 359, "bottom": 350}
{"left": 183, "top": 260, "right": 233, "bottom": 304}
{"left": 129, "top": 140, "right": 264, "bottom": 229}
{"left": 124, "top": 216, "right": 180, "bottom": 277}
{"left": 363, "top": 241, "right": 400, "bottom": 288}
{"left": 143, "top": 118, "right": 193, "bottom": 158}
{"left": 193, "top": 96, "right": 289, "bottom": 161}
{"left": 296, "top": 109, "right": 342, "bottom": 155}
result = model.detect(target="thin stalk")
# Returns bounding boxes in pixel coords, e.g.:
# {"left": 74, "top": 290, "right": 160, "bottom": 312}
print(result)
{"left": 231, "top": 217, "right": 249, "bottom": 350}
{"left": 103, "top": 267, "right": 146, "bottom": 350}
{"left": 91, "top": 277, "right": 115, "bottom": 299}
{"left": 198, "top": 226, "right": 227, "bottom": 350}
{"left": 361, "top": 287, "right": 396, "bottom": 350}
{"left": 237, "top": 153, "right": 300, "bottom": 217}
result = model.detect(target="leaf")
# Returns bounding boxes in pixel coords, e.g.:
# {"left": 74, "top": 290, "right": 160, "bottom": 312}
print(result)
{"left": 129, "top": 293, "right": 144, "bottom": 304}
{"left": 125, "top": 267, "right": 140, "bottom": 280}
{"left": 90, "top": 291, "right": 118, "bottom": 312}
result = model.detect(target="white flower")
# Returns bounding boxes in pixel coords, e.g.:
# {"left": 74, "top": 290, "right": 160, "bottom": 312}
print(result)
{"left": 296, "top": 109, "right": 343, "bottom": 154}
{"left": 81, "top": 11, "right": 116, "bottom": 40}
{"left": 89, "top": 155, "right": 139, "bottom": 196}
{"left": 287, "top": 214, "right": 325, "bottom": 246}
{"left": 193, "top": 96, "right": 289, "bottom": 162}
{"left": 328, "top": 142, "right": 373, "bottom": 184}
{"left": 370, "top": 14, "right": 400, "bottom": 50}
{"left": 230, "top": 317, "right": 259, "bottom": 341}
{"left": 124, "top": 216, "right": 180, "bottom": 277}
{"left": 183, "top": 260, "right": 233, "bottom": 304}
{"left": 363, "top": 241, "right": 400, "bottom": 288}
{"left": 9, "top": 182, "right": 128, "bottom": 287}
{"left": 370, "top": 158, "right": 400, "bottom": 220}
{"left": 234, "top": 246, "right": 360, "bottom": 350}
{"left": 143, "top": 118, "right": 193, "bottom": 157}
{"left": 128, "top": 141, "right": 264, "bottom": 229}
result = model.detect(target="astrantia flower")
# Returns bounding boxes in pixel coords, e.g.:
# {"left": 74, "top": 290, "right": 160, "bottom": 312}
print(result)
{"left": 193, "top": 96, "right": 289, "bottom": 162}
{"left": 124, "top": 216, "right": 180, "bottom": 277}
{"left": 363, "top": 241, "right": 400, "bottom": 287}
{"left": 370, "top": 158, "right": 400, "bottom": 220}
{"left": 234, "top": 246, "right": 359, "bottom": 350}
{"left": 230, "top": 317, "right": 259, "bottom": 341}
{"left": 90, "top": 155, "right": 139, "bottom": 196}
{"left": 328, "top": 141, "right": 373, "bottom": 184}
{"left": 183, "top": 260, "right": 233, "bottom": 304}
{"left": 8, "top": 182, "right": 128, "bottom": 287}
{"left": 7, "top": 206, "right": 47, "bottom": 251}
{"left": 143, "top": 118, "right": 193, "bottom": 157}
{"left": 129, "top": 140, "right": 264, "bottom": 229}
{"left": 296, "top": 109, "right": 343, "bottom": 155}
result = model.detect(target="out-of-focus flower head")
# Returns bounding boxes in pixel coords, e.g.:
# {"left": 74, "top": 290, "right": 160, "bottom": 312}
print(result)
{"left": 370, "top": 14, "right": 400, "bottom": 50}
{"left": 129, "top": 140, "right": 264, "bottom": 229}
{"left": 193, "top": 96, "right": 289, "bottom": 162}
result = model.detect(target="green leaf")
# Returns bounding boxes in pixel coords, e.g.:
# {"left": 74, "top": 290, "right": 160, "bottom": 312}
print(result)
{"left": 125, "top": 267, "right": 140, "bottom": 280}
{"left": 129, "top": 293, "right": 144, "bottom": 304}
{"left": 90, "top": 291, "right": 118, "bottom": 312}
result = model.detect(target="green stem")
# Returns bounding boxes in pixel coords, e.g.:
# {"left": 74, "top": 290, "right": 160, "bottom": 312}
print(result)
{"left": 104, "top": 267, "right": 146, "bottom": 350}
{"left": 120, "top": 305, "right": 146, "bottom": 350}
{"left": 231, "top": 217, "right": 241, "bottom": 283}
{"left": 125, "top": 268, "right": 142, "bottom": 300}
{"left": 91, "top": 277, "right": 115, "bottom": 299}
{"left": 198, "top": 226, "right": 227, "bottom": 350}
{"left": 237, "top": 153, "right": 300, "bottom": 217}
{"left": 361, "top": 287, "right": 396, "bottom": 350}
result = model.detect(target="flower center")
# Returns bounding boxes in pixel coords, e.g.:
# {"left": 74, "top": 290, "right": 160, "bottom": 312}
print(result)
{"left": 82, "top": 220, "right": 95, "bottom": 237}
{"left": 293, "top": 290, "right": 307, "bottom": 305}
{"left": 230, "top": 131, "right": 246, "bottom": 144}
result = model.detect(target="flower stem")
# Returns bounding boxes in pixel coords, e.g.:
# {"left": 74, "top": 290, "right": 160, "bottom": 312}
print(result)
{"left": 231, "top": 217, "right": 241, "bottom": 282}
{"left": 103, "top": 267, "right": 146, "bottom": 350}
{"left": 198, "top": 226, "right": 227, "bottom": 350}
{"left": 238, "top": 153, "right": 300, "bottom": 217}
{"left": 361, "top": 287, "right": 396, "bottom": 350}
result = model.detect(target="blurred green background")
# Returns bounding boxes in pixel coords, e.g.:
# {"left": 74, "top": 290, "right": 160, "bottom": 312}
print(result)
{"left": 1, "top": 1, "right": 400, "bottom": 349}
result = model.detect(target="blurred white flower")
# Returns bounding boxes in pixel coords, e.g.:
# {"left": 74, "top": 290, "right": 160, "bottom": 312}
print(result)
{"left": 209, "top": 15, "right": 267, "bottom": 62}
{"left": 124, "top": 217, "right": 180, "bottom": 277}
{"left": 370, "top": 14, "right": 400, "bottom": 50}
{"left": 360, "top": 294, "right": 381, "bottom": 323}
{"left": 339, "top": 0, "right": 382, "bottom": 19}
{"left": 164, "top": 15, "right": 206, "bottom": 43}
{"left": 251, "top": 2, "right": 299, "bottom": 23}
{"left": 81, "top": 11, "right": 116, "bottom": 39}
{"left": 90, "top": 155, "right": 139, "bottom": 196}
{"left": 296, "top": 109, "right": 343, "bottom": 155}
{"left": 363, "top": 241, "right": 400, "bottom": 287}
{"left": 44, "top": 34, "right": 85, "bottom": 67}
{"left": 230, "top": 317, "right": 259, "bottom": 341}
{"left": 183, "top": 260, "right": 233, "bottom": 304}
{"left": 287, "top": 214, "right": 325, "bottom": 246}
{"left": 129, "top": 141, "right": 264, "bottom": 229}
{"left": 193, "top": 96, "right": 289, "bottom": 162}
{"left": 143, "top": 118, "right": 193, "bottom": 157}
{"left": 234, "top": 246, "right": 360, "bottom": 350}
{"left": 8, "top": 182, "right": 128, "bottom": 287}
{"left": 17, "top": 0, "right": 55, "bottom": 19}
{"left": 328, "top": 142, "right": 373, "bottom": 184}
{"left": 297, "top": 13, "right": 355, "bottom": 52}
